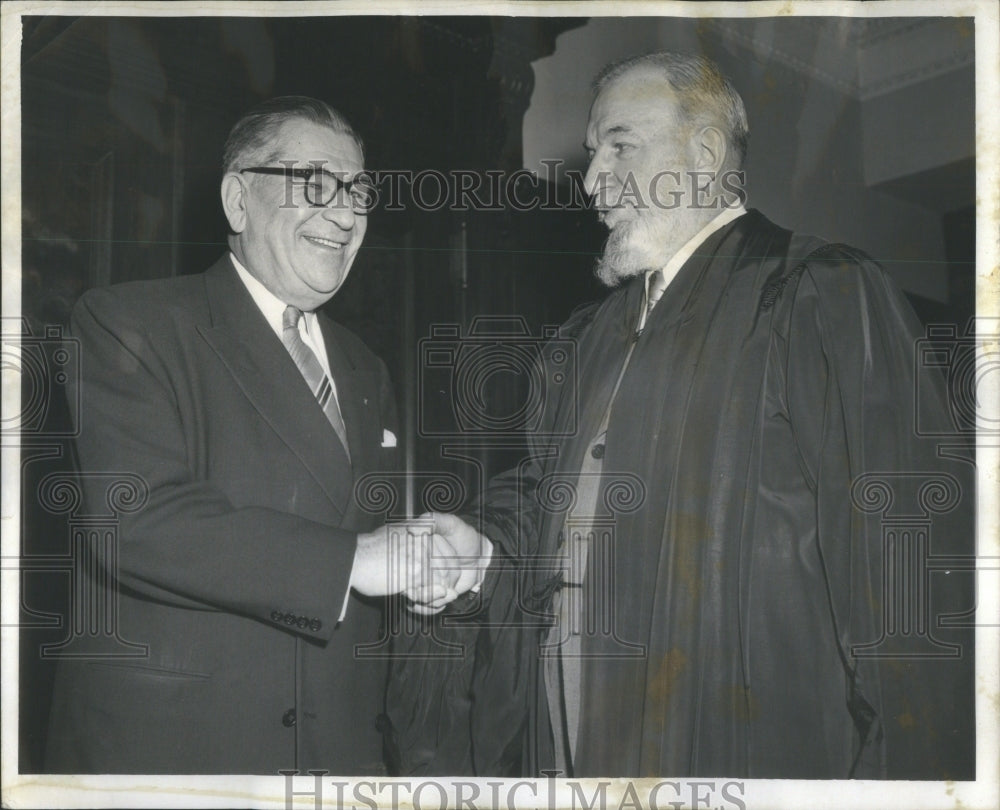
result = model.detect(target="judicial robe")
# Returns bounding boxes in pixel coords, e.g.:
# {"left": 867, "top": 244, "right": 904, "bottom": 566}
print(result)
{"left": 384, "top": 209, "right": 974, "bottom": 779}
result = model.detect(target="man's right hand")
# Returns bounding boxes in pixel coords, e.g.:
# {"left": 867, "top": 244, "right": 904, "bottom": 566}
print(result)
{"left": 350, "top": 522, "right": 450, "bottom": 598}
{"left": 405, "top": 513, "right": 494, "bottom": 615}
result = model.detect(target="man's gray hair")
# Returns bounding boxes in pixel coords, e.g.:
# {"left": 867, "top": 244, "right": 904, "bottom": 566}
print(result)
{"left": 593, "top": 52, "right": 749, "bottom": 168}
{"left": 222, "top": 95, "right": 364, "bottom": 175}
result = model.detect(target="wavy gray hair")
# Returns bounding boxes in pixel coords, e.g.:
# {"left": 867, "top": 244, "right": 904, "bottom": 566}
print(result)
{"left": 593, "top": 52, "right": 749, "bottom": 169}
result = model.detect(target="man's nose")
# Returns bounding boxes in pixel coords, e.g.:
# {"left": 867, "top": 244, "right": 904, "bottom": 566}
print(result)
{"left": 583, "top": 155, "right": 615, "bottom": 201}
{"left": 319, "top": 193, "right": 357, "bottom": 228}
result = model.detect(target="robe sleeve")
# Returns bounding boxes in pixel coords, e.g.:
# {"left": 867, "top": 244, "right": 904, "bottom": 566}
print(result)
{"left": 783, "top": 245, "right": 975, "bottom": 778}
{"left": 382, "top": 304, "right": 603, "bottom": 775}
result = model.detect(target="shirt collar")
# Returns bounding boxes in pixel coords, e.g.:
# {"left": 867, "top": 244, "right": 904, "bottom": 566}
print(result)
{"left": 230, "top": 253, "right": 320, "bottom": 341}
{"left": 645, "top": 205, "right": 747, "bottom": 294}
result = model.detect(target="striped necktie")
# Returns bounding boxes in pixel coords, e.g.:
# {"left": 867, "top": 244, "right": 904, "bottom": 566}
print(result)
{"left": 282, "top": 305, "right": 350, "bottom": 461}
{"left": 646, "top": 268, "right": 668, "bottom": 316}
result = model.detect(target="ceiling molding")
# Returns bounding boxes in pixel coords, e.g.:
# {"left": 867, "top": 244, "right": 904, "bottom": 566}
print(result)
{"left": 704, "top": 19, "right": 860, "bottom": 96}
{"left": 858, "top": 18, "right": 974, "bottom": 100}
{"left": 704, "top": 17, "right": 973, "bottom": 102}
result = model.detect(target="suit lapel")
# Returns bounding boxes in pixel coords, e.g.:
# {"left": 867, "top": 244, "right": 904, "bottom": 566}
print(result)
{"left": 197, "top": 257, "right": 352, "bottom": 518}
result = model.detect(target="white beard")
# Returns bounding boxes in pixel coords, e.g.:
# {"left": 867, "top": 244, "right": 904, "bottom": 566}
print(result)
{"left": 595, "top": 198, "right": 718, "bottom": 288}
{"left": 595, "top": 214, "right": 675, "bottom": 288}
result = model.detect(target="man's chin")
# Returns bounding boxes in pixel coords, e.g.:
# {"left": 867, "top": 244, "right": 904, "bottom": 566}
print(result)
{"left": 595, "top": 224, "right": 658, "bottom": 288}
{"left": 595, "top": 249, "right": 647, "bottom": 288}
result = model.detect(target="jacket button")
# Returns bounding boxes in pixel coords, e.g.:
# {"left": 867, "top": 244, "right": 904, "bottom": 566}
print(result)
{"left": 590, "top": 443, "right": 605, "bottom": 459}
{"left": 282, "top": 709, "right": 296, "bottom": 727}
{"left": 309, "top": 619, "right": 322, "bottom": 632}
{"left": 270, "top": 610, "right": 283, "bottom": 622}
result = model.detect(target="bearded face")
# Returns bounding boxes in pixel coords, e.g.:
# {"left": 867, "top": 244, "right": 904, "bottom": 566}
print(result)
{"left": 583, "top": 68, "right": 714, "bottom": 289}
{"left": 594, "top": 212, "right": 677, "bottom": 287}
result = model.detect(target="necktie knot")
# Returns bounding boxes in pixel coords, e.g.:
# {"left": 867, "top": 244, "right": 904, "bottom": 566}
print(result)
{"left": 283, "top": 304, "right": 303, "bottom": 333}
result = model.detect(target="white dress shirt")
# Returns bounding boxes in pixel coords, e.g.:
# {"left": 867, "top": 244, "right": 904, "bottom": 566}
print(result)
{"left": 231, "top": 254, "right": 337, "bottom": 388}
{"left": 637, "top": 205, "right": 747, "bottom": 331}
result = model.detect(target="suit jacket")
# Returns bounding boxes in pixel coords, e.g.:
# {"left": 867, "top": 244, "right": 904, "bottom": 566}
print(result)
{"left": 45, "top": 255, "right": 399, "bottom": 774}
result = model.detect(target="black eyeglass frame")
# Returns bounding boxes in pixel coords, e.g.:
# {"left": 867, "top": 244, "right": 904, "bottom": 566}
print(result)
{"left": 239, "top": 165, "right": 377, "bottom": 212}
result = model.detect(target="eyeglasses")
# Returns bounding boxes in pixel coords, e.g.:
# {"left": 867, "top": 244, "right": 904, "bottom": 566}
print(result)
{"left": 239, "top": 165, "right": 377, "bottom": 212}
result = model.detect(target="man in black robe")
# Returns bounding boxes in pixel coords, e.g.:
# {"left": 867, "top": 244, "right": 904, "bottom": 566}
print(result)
{"left": 387, "top": 52, "right": 975, "bottom": 780}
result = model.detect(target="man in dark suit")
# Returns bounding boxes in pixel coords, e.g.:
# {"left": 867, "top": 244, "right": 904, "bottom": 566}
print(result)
{"left": 45, "top": 96, "right": 439, "bottom": 774}
{"left": 386, "top": 53, "right": 974, "bottom": 780}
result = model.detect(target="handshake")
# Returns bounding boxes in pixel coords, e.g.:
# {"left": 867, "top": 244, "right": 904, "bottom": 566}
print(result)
{"left": 350, "top": 512, "right": 493, "bottom": 614}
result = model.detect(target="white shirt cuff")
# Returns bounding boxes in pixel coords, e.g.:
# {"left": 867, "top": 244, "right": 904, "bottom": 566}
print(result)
{"left": 338, "top": 585, "right": 350, "bottom": 623}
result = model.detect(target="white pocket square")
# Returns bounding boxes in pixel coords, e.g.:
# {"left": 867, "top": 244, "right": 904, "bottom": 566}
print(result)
{"left": 381, "top": 429, "right": 397, "bottom": 448}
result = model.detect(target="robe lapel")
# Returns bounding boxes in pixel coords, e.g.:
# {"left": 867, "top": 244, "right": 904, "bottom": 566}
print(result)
{"left": 644, "top": 210, "right": 759, "bottom": 334}
{"left": 573, "top": 210, "right": 797, "bottom": 776}
{"left": 197, "top": 258, "right": 352, "bottom": 518}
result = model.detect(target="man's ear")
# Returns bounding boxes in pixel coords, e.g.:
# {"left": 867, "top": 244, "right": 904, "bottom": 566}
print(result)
{"left": 221, "top": 173, "right": 248, "bottom": 233}
{"left": 693, "top": 125, "right": 727, "bottom": 174}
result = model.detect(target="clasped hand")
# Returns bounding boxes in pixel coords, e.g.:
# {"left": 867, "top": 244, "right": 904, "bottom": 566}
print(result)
{"left": 351, "top": 512, "right": 492, "bottom": 614}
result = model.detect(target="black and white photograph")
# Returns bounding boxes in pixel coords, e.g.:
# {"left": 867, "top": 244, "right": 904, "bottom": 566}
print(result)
{"left": 2, "top": 1, "right": 997, "bottom": 808}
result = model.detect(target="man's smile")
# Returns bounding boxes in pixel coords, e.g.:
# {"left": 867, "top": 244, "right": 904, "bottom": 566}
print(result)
{"left": 304, "top": 235, "right": 346, "bottom": 249}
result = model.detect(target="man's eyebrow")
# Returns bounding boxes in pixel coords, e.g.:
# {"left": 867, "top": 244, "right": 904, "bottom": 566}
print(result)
{"left": 315, "top": 165, "right": 367, "bottom": 182}
{"left": 262, "top": 160, "right": 363, "bottom": 179}
{"left": 584, "top": 123, "right": 635, "bottom": 150}
{"left": 259, "top": 148, "right": 283, "bottom": 165}
{"left": 606, "top": 124, "right": 634, "bottom": 136}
